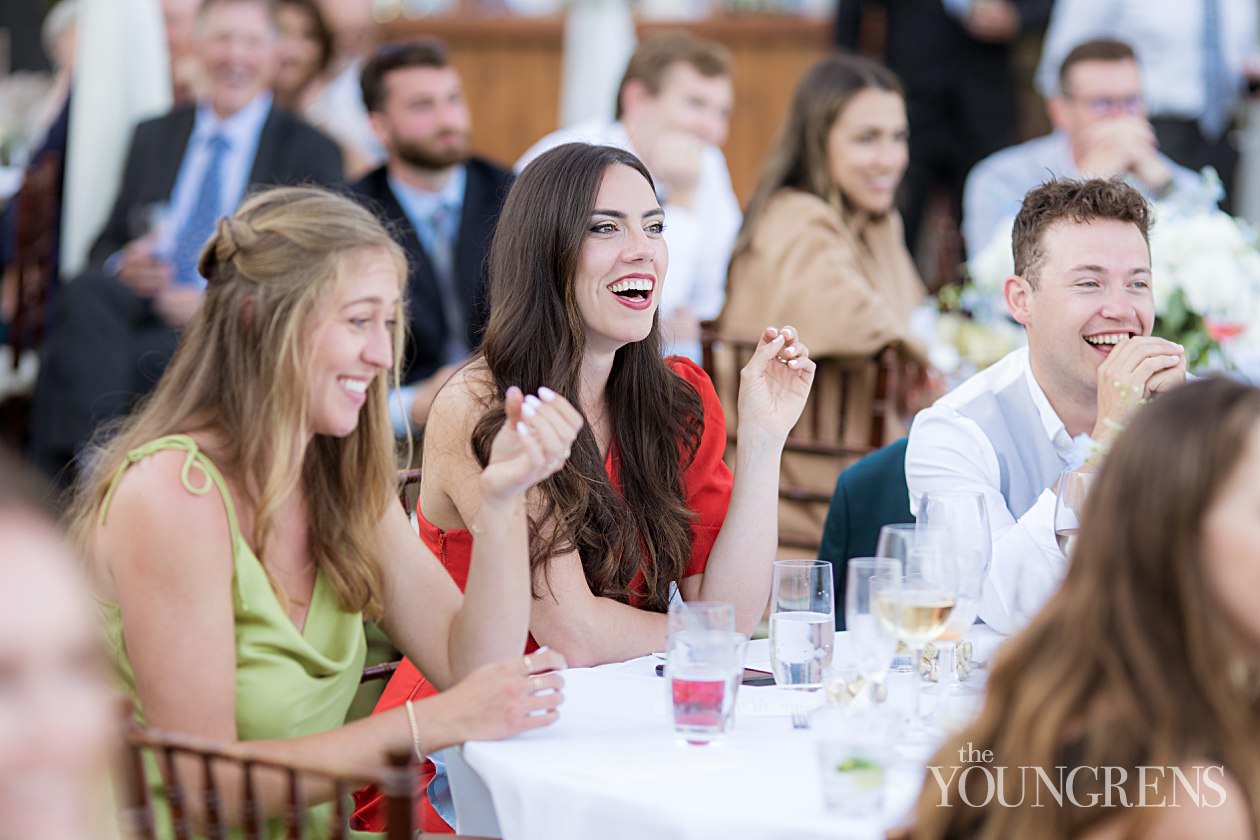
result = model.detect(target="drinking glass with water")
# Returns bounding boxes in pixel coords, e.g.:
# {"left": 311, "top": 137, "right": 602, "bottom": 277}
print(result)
{"left": 666, "top": 629, "right": 747, "bottom": 745}
{"left": 769, "top": 559, "right": 835, "bottom": 690}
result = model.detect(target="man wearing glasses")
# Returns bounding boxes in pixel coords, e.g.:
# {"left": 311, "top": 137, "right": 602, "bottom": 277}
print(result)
{"left": 962, "top": 38, "right": 1207, "bottom": 255}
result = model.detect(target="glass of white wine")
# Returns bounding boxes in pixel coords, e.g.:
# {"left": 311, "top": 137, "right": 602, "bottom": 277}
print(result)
{"left": 873, "top": 546, "right": 958, "bottom": 740}
{"left": 916, "top": 491, "right": 991, "bottom": 698}
{"left": 1055, "top": 469, "right": 1095, "bottom": 558}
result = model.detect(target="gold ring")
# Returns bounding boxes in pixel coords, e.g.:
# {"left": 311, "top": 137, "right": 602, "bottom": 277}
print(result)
{"left": 531, "top": 675, "right": 544, "bottom": 692}
{"left": 522, "top": 653, "right": 534, "bottom": 674}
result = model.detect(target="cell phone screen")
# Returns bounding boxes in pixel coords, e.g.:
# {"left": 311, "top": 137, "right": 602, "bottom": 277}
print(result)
{"left": 655, "top": 663, "right": 776, "bottom": 686}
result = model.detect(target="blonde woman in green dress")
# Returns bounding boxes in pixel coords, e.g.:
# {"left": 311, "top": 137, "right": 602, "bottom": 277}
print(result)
{"left": 68, "top": 186, "right": 582, "bottom": 836}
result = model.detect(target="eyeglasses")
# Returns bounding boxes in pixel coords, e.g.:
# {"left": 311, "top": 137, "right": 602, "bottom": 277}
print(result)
{"left": 1063, "top": 91, "right": 1144, "bottom": 117}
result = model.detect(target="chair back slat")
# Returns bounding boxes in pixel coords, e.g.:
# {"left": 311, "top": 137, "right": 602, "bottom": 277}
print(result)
{"left": 119, "top": 715, "right": 417, "bottom": 839}
{"left": 201, "top": 753, "right": 226, "bottom": 840}
{"left": 242, "top": 761, "right": 262, "bottom": 840}
{"left": 286, "top": 768, "right": 303, "bottom": 839}
{"left": 331, "top": 781, "right": 348, "bottom": 840}
{"left": 698, "top": 322, "right": 911, "bottom": 552}
{"left": 163, "top": 746, "right": 192, "bottom": 840}
{"left": 9, "top": 151, "right": 61, "bottom": 365}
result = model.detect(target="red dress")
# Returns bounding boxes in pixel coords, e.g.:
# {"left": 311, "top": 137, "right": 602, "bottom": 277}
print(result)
{"left": 351, "top": 358, "right": 733, "bottom": 832}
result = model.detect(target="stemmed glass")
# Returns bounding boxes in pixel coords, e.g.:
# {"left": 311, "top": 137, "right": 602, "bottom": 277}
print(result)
{"left": 1054, "top": 469, "right": 1095, "bottom": 559}
{"left": 873, "top": 544, "right": 959, "bottom": 740}
{"left": 875, "top": 524, "right": 917, "bottom": 564}
{"left": 845, "top": 558, "right": 902, "bottom": 705}
{"left": 916, "top": 491, "right": 991, "bottom": 698}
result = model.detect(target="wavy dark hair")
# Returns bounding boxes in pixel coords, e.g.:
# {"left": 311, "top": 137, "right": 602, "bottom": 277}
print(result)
{"left": 471, "top": 143, "right": 705, "bottom": 610}
{"left": 899, "top": 377, "right": 1260, "bottom": 839}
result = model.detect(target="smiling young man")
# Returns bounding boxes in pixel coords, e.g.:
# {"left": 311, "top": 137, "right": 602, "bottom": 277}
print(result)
{"left": 906, "top": 178, "right": 1186, "bottom": 634}
{"left": 963, "top": 38, "right": 1209, "bottom": 256}
{"left": 515, "top": 32, "right": 739, "bottom": 362}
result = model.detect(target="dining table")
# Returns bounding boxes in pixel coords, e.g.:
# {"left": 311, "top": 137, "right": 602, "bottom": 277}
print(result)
{"left": 444, "top": 627, "right": 1007, "bottom": 840}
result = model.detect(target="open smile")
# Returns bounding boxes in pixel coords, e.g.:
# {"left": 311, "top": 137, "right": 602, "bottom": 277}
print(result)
{"left": 606, "top": 275, "right": 655, "bottom": 311}
{"left": 1083, "top": 331, "right": 1136, "bottom": 355}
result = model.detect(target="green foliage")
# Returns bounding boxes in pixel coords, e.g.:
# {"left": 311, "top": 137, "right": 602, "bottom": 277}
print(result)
{"left": 1153, "top": 288, "right": 1218, "bottom": 370}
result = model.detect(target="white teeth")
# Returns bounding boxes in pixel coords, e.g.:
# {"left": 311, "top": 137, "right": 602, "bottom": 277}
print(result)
{"left": 339, "top": 378, "right": 368, "bottom": 394}
{"left": 607, "top": 278, "right": 654, "bottom": 294}
{"left": 1084, "top": 334, "right": 1128, "bottom": 345}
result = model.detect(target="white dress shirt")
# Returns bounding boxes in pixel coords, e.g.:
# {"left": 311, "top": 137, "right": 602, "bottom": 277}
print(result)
{"left": 1034, "top": 0, "right": 1258, "bottom": 119}
{"left": 515, "top": 119, "right": 742, "bottom": 360}
{"left": 906, "top": 347, "right": 1074, "bottom": 635}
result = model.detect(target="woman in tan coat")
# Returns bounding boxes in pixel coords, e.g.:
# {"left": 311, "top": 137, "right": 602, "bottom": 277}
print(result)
{"left": 718, "top": 54, "right": 930, "bottom": 542}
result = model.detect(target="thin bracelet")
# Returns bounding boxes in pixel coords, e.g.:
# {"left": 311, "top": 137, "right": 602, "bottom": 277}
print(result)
{"left": 404, "top": 699, "right": 425, "bottom": 762}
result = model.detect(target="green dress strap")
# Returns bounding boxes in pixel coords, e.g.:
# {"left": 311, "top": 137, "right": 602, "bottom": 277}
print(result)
{"left": 98, "top": 434, "right": 245, "bottom": 552}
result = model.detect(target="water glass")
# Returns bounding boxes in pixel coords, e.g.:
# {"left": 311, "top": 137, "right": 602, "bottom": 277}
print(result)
{"left": 667, "top": 600, "right": 736, "bottom": 640}
{"left": 769, "top": 559, "right": 835, "bottom": 690}
{"left": 666, "top": 630, "right": 747, "bottom": 745}
{"left": 1054, "top": 469, "right": 1095, "bottom": 559}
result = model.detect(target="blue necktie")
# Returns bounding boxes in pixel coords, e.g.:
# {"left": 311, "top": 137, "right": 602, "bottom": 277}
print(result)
{"left": 1200, "top": 0, "right": 1235, "bottom": 140}
{"left": 427, "top": 203, "right": 468, "bottom": 363}
{"left": 173, "top": 134, "right": 229, "bottom": 286}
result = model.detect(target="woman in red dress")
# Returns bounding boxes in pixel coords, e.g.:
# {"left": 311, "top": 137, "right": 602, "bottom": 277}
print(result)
{"left": 356, "top": 143, "right": 816, "bottom": 830}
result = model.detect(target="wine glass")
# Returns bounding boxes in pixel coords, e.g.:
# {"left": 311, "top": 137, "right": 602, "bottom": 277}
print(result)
{"left": 1054, "top": 469, "right": 1095, "bottom": 559}
{"left": 874, "top": 544, "right": 959, "bottom": 740}
{"left": 875, "top": 523, "right": 917, "bottom": 563}
{"left": 916, "top": 491, "right": 991, "bottom": 698}
{"left": 769, "top": 560, "right": 835, "bottom": 690}
{"left": 845, "top": 558, "right": 902, "bottom": 705}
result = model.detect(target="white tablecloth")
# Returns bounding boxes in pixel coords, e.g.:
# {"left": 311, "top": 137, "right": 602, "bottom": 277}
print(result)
{"left": 455, "top": 629, "right": 1006, "bottom": 840}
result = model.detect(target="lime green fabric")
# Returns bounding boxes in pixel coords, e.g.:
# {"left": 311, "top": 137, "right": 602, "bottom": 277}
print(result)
{"left": 98, "top": 435, "right": 371, "bottom": 838}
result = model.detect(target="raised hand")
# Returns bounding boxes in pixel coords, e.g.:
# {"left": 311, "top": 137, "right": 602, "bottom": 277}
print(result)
{"left": 479, "top": 386, "right": 585, "bottom": 504}
{"left": 1092, "top": 335, "right": 1184, "bottom": 444}
{"left": 736, "top": 325, "right": 816, "bottom": 445}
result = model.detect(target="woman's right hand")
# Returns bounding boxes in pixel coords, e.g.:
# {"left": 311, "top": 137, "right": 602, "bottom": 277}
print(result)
{"left": 479, "top": 387, "right": 584, "bottom": 504}
{"left": 429, "top": 647, "right": 567, "bottom": 747}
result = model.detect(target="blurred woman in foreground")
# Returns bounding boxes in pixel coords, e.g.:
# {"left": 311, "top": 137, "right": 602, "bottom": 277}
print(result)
{"left": 899, "top": 377, "right": 1260, "bottom": 839}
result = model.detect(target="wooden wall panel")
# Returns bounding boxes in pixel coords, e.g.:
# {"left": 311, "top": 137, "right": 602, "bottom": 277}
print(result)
{"left": 384, "top": 14, "right": 832, "bottom": 204}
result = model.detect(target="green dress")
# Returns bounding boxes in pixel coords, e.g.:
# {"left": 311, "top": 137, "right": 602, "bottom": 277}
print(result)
{"left": 98, "top": 435, "right": 372, "bottom": 839}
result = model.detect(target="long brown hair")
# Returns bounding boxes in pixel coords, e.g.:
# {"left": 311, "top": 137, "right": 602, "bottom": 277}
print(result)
{"left": 70, "top": 186, "right": 408, "bottom": 620}
{"left": 471, "top": 142, "right": 704, "bottom": 610}
{"left": 902, "top": 378, "right": 1260, "bottom": 839}
{"left": 735, "top": 53, "right": 902, "bottom": 256}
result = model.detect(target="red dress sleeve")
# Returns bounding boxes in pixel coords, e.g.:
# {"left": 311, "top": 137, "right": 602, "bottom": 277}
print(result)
{"left": 667, "top": 356, "right": 733, "bottom": 579}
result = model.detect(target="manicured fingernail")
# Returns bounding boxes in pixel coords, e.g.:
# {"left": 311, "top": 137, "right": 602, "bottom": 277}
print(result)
{"left": 538, "top": 386, "right": 558, "bottom": 402}
{"left": 535, "top": 645, "right": 550, "bottom": 654}
{"left": 522, "top": 401, "right": 538, "bottom": 418}
{"left": 516, "top": 420, "right": 531, "bottom": 436}
{"left": 525, "top": 394, "right": 542, "bottom": 408}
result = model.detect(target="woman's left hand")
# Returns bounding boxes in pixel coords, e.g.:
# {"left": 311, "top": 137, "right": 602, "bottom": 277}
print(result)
{"left": 736, "top": 325, "right": 816, "bottom": 443}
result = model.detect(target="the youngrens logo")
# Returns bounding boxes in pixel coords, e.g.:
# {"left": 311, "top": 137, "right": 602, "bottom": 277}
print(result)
{"left": 928, "top": 743, "right": 1229, "bottom": 809}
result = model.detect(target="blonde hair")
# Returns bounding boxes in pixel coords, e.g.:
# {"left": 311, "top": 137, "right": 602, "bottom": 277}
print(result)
{"left": 70, "top": 186, "right": 408, "bottom": 620}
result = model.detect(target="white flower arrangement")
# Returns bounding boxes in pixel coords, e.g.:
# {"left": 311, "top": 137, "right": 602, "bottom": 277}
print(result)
{"left": 965, "top": 170, "right": 1260, "bottom": 372}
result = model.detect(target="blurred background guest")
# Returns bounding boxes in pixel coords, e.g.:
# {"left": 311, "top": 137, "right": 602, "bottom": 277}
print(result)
{"left": 718, "top": 53, "right": 932, "bottom": 543}
{"left": 28, "top": 0, "right": 343, "bottom": 489}
{"left": 350, "top": 38, "right": 514, "bottom": 436}
{"left": 0, "top": 447, "right": 118, "bottom": 840}
{"left": 1035, "top": 0, "right": 1259, "bottom": 213}
{"left": 899, "top": 378, "right": 1260, "bottom": 839}
{"left": 516, "top": 32, "right": 739, "bottom": 362}
{"left": 305, "top": 0, "right": 385, "bottom": 178}
{"left": 964, "top": 38, "right": 1209, "bottom": 257}
{"left": 271, "top": 0, "right": 335, "bottom": 113}
{"left": 836, "top": 0, "right": 1052, "bottom": 279}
